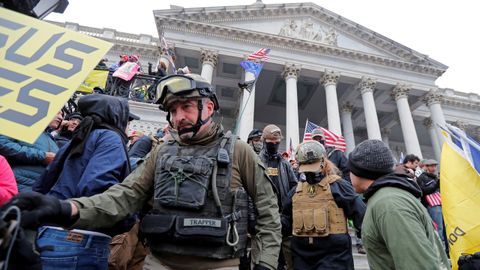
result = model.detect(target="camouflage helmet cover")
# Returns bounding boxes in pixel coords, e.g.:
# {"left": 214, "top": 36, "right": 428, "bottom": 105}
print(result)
{"left": 296, "top": 140, "right": 327, "bottom": 173}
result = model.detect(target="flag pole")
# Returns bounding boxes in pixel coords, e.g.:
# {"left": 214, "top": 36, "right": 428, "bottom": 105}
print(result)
{"left": 233, "top": 80, "right": 256, "bottom": 135}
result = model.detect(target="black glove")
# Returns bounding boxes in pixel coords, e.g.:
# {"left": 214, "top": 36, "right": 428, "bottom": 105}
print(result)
{"left": 253, "top": 264, "right": 270, "bottom": 270}
{"left": 6, "top": 192, "right": 73, "bottom": 230}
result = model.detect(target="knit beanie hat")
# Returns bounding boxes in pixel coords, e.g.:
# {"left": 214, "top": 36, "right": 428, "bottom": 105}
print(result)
{"left": 348, "top": 139, "right": 395, "bottom": 180}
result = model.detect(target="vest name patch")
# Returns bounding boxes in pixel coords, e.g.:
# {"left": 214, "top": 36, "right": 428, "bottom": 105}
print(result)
{"left": 183, "top": 218, "right": 221, "bottom": 227}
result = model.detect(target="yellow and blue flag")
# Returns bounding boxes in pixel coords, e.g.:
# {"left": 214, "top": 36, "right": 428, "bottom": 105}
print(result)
{"left": 440, "top": 124, "right": 480, "bottom": 269}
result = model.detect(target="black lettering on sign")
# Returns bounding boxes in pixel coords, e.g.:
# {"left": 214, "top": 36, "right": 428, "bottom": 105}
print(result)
{"left": 0, "top": 79, "right": 67, "bottom": 126}
{"left": 447, "top": 226, "right": 466, "bottom": 246}
{"left": 38, "top": 40, "right": 98, "bottom": 79}
{"left": 5, "top": 29, "right": 64, "bottom": 65}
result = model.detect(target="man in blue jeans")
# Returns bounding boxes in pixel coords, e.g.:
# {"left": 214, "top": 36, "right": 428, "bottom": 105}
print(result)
{"left": 33, "top": 94, "right": 134, "bottom": 270}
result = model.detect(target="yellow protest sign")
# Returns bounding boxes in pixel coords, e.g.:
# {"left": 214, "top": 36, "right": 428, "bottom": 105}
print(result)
{"left": 77, "top": 69, "right": 109, "bottom": 94}
{"left": 0, "top": 8, "right": 112, "bottom": 144}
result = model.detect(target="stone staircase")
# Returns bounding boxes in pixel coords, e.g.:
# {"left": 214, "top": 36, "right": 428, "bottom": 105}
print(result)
{"left": 350, "top": 227, "right": 370, "bottom": 270}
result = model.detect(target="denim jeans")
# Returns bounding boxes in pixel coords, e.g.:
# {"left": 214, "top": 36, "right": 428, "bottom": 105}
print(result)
{"left": 37, "top": 226, "right": 111, "bottom": 270}
{"left": 427, "top": 205, "right": 446, "bottom": 246}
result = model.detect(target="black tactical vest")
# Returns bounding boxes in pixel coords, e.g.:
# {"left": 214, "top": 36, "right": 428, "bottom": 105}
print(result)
{"left": 140, "top": 132, "right": 249, "bottom": 259}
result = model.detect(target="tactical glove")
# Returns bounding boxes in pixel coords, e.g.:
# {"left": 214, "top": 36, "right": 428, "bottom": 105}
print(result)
{"left": 6, "top": 192, "right": 74, "bottom": 230}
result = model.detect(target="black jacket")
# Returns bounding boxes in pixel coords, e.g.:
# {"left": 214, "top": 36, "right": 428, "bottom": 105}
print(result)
{"left": 54, "top": 129, "right": 73, "bottom": 149}
{"left": 259, "top": 150, "right": 298, "bottom": 210}
{"left": 416, "top": 172, "right": 440, "bottom": 206}
{"left": 326, "top": 146, "right": 350, "bottom": 182}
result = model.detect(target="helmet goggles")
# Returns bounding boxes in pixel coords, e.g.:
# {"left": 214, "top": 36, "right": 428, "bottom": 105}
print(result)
{"left": 155, "top": 74, "right": 218, "bottom": 111}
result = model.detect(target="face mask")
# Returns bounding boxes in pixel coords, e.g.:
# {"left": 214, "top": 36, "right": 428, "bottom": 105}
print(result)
{"left": 265, "top": 142, "right": 280, "bottom": 154}
{"left": 313, "top": 137, "right": 325, "bottom": 145}
{"left": 304, "top": 172, "right": 325, "bottom": 185}
{"left": 252, "top": 141, "right": 263, "bottom": 153}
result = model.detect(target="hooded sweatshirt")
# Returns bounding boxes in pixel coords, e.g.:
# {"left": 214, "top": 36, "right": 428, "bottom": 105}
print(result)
{"left": 361, "top": 173, "right": 450, "bottom": 270}
{"left": 34, "top": 94, "right": 131, "bottom": 199}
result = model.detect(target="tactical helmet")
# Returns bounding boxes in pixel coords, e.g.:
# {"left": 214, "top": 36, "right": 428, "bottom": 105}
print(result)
{"left": 247, "top": 129, "right": 262, "bottom": 142}
{"left": 155, "top": 74, "right": 219, "bottom": 112}
{"left": 311, "top": 128, "right": 325, "bottom": 139}
{"left": 262, "top": 124, "right": 283, "bottom": 141}
{"left": 296, "top": 140, "right": 327, "bottom": 173}
{"left": 155, "top": 74, "right": 219, "bottom": 137}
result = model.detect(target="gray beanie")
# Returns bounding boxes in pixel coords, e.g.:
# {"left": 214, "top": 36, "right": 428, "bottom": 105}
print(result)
{"left": 348, "top": 139, "right": 395, "bottom": 180}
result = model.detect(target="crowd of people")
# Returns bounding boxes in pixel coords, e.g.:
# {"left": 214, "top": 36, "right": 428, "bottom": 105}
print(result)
{"left": 0, "top": 71, "right": 455, "bottom": 270}
{"left": 98, "top": 52, "right": 191, "bottom": 102}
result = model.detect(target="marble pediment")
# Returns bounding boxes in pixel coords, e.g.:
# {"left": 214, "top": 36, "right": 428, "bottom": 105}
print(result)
{"left": 215, "top": 17, "right": 397, "bottom": 59}
{"left": 154, "top": 2, "right": 447, "bottom": 72}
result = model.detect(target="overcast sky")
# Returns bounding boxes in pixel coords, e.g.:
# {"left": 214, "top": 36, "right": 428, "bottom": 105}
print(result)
{"left": 46, "top": 0, "right": 480, "bottom": 94}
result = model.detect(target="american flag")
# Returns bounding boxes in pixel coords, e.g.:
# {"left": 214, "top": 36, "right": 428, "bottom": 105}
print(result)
{"left": 303, "top": 119, "right": 347, "bottom": 152}
{"left": 247, "top": 48, "right": 271, "bottom": 61}
{"left": 425, "top": 192, "right": 442, "bottom": 207}
{"left": 286, "top": 137, "right": 294, "bottom": 159}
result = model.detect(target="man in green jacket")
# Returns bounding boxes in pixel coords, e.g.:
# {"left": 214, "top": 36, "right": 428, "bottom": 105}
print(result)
{"left": 348, "top": 139, "right": 450, "bottom": 270}
{"left": 8, "top": 74, "right": 281, "bottom": 270}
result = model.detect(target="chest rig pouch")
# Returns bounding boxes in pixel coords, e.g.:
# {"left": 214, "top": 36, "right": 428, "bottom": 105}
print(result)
{"left": 141, "top": 132, "right": 249, "bottom": 259}
{"left": 292, "top": 175, "right": 347, "bottom": 238}
{"left": 155, "top": 154, "right": 213, "bottom": 210}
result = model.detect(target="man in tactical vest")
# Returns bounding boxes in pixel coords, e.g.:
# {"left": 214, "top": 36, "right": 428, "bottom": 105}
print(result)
{"left": 6, "top": 74, "right": 282, "bottom": 270}
{"left": 310, "top": 128, "right": 366, "bottom": 254}
{"left": 281, "top": 140, "right": 366, "bottom": 270}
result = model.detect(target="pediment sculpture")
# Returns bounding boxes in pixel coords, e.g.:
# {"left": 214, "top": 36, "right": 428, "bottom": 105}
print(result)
{"left": 279, "top": 19, "right": 338, "bottom": 46}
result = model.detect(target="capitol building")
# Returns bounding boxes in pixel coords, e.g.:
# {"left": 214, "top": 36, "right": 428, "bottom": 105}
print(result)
{"left": 51, "top": 2, "right": 480, "bottom": 161}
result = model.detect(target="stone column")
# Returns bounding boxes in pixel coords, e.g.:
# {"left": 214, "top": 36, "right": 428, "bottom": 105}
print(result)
{"left": 340, "top": 102, "right": 355, "bottom": 154}
{"left": 356, "top": 77, "right": 382, "bottom": 140}
{"left": 423, "top": 89, "right": 447, "bottom": 145}
{"left": 320, "top": 70, "right": 342, "bottom": 135}
{"left": 283, "top": 63, "right": 301, "bottom": 149}
{"left": 424, "top": 117, "right": 441, "bottom": 161}
{"left": 237, "top": 69, "right": 257, "bottom": 142}
{"left": 200, "top": 49, "right": 218, "bottom": 84}
{"left": 381, "top": 128, "right": 391, "bottom": 148}
{"left": 391, "top": 84, "right": 423, "bottom": 158}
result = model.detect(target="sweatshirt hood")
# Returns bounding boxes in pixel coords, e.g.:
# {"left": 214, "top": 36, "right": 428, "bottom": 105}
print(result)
{"left": 363, "top": 173, "right": 422, "bottom": 202}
